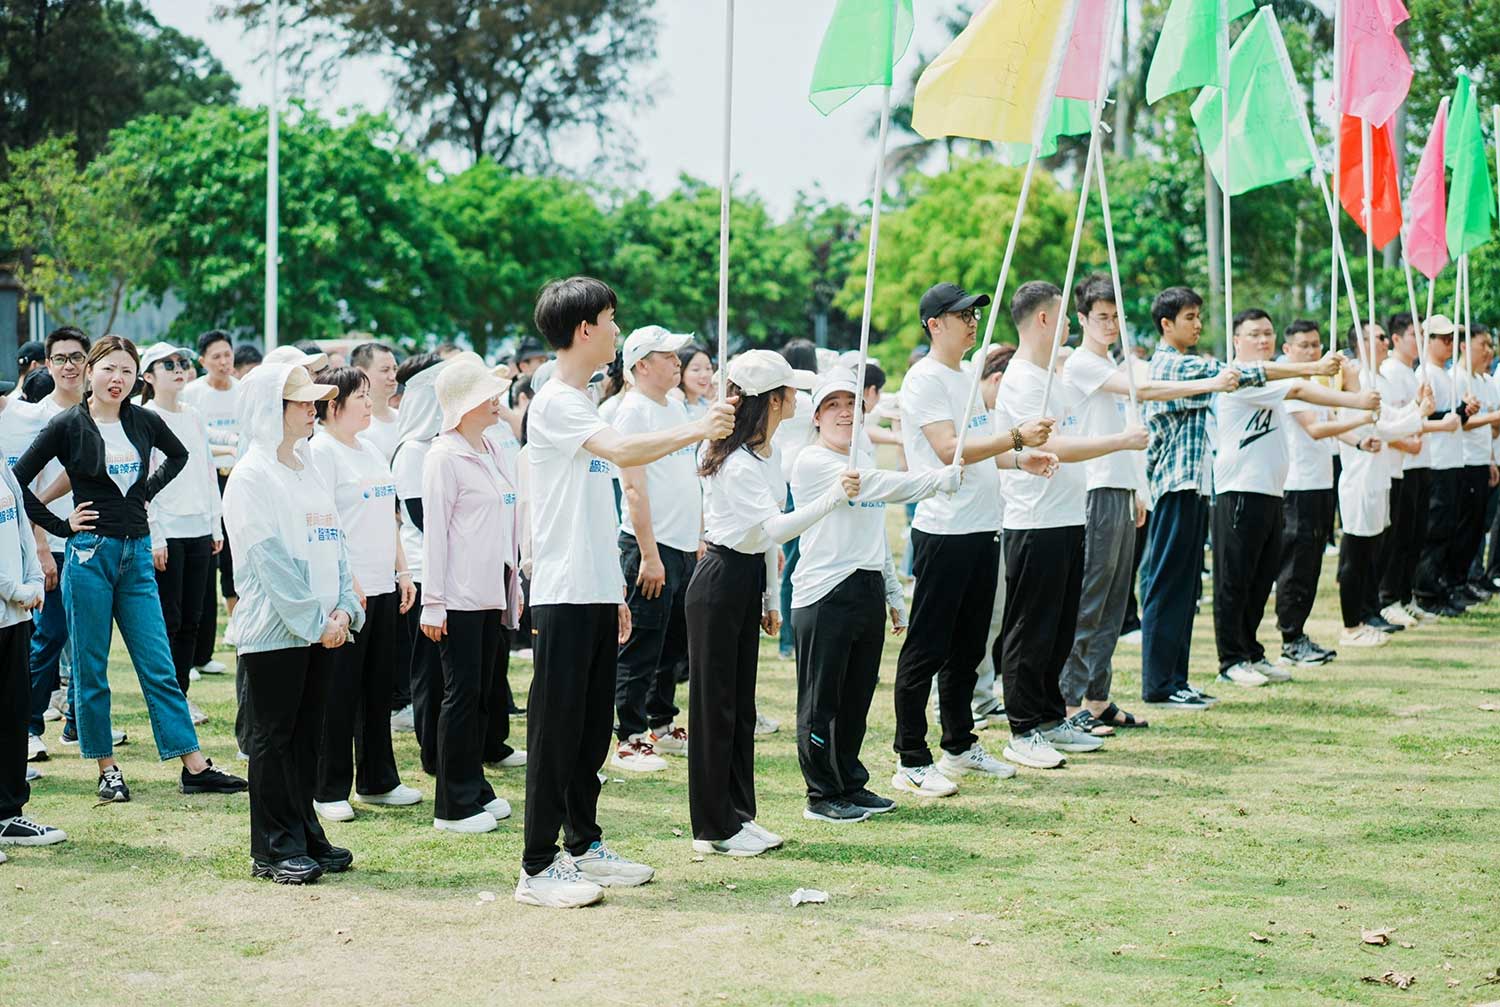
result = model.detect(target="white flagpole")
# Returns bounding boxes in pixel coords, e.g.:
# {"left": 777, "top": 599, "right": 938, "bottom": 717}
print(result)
{"left": 1093, "top": 122, "right": 1140, "bottom": 420}
{"left": 1219, "top": 0, "right": 1234, "bottom": 363}
{"left": 1329, "top": 0, "right": 1343, "bottom": 357}
{"left": 1400, "top": 239, "right": 1424, "bottom": 382}
{"left": 716, "top": 0, "right": 735, "bottom": 399}
{"left": 265, "top": 0, "right": 280, "bottom": 351}
{"left": 1422, "top": 277, "right": 1435, "bottom": 386}
{"left": 1360, "top": 118, "right": 1378, "bottom": 371}
{"left": 1462, "top": 253, "right": 1473, "bottom": 396}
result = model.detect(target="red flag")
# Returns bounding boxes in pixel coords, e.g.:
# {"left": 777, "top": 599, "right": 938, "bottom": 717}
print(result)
{"left": 1338, "top": 114, "right": 1402, "bottom": 250}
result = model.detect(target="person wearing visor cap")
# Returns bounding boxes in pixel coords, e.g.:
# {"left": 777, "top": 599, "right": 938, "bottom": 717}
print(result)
{"left": 223, "top": 362, "right": 363, "bottom": 884}
{"left": 1412, "top": 313, "right": 1475, "bottom": 617}
{"left": 686, "top": 349, "right": 859, "bottom": 856}
{"left": 789, "top": 367, "right": 959, "bottom": 823}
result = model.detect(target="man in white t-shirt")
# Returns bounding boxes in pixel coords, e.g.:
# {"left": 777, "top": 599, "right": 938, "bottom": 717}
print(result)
{"left": 1455, "top": 327, "right": 1500, "bottom": 599}
{"left": 609, "top": 325, "right": 701, "bottom": 773}
{"left": 518, "top": 277, "right": 732, "bottom": 910}
{"left": 181, "top": 330, "right": 241, "bottom": 641}
{"left": 352, "top": 341, "right": 401, "bottom": 461}
{"left": 1210, "top": 310, "right": 1374, "bottom": 687}
{"left": 1413, "top": 315, "right": 1476, "bottom": 616}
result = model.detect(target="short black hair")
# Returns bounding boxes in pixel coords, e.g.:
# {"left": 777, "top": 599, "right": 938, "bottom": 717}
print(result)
{"left": 1284, "top": 319, "right": 1321, "bottom": 341}
{"left": 314, "top": 366, "right": 370, "bottom": 422}
{"left": 1010, "top": 280, "right": 1062, "bottom": 328}
{"left": 982, "top": 345, "right": 1015, "bottom": 380}
{"left": 534, "top": 276, "right": 618, "bottom": 350}
{"left": 350, "top": 341, "right": 396, "bottom": 370}
{"left": 1151, "top": 287, "right": 1203, "bottom": 334}
{"left": 294, "top": 340, "right": 323, "bottom": 357}
{"left": 395, "top": 351, "right": 442, "bottom": 388}
{"left": 1232, "top": 308, "right": 1273, "bottom": 334}
{"left": 1473, "top": 323, "right": 1491, "bottom": 338}
{"left": 509, "top": 373, "right": 534, "bottom": 410}
{"left": 1387, "top": 312, "right": 1414, "bottom": 339}
{"left": 862, "top": 361, "right": 886, "bottom": 393}
{"left": 197, "top": 330, "right": 231, "bottom": 355}
{"left": 45, "top": 326, "right": 90, "bottom": 356}
{"left": 234, "top": 344, "right": 262, "bottom": 368}
{"left": 1073, "top": 273, "right": 1116, "bottom": 317}
{"left": 779, "top": 338, "right": 818, "bottom": 373}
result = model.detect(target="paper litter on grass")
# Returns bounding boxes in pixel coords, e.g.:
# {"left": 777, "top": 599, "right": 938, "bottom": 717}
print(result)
{"left": 790, "top": 888, "right": 828, "bottom": 907}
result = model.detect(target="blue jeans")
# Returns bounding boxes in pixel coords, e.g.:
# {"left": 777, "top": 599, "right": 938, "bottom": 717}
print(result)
{"left": 26, "top": 552, "right": 66, "bottom": 738}
{"left": 62, "top": 533, "right": 199, "bottom": 761}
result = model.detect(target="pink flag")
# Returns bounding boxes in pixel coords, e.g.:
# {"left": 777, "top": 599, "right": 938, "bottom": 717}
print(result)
{"left": 1340, "top": 0, "right": 1412, "bottom": 127}
{"left": 1055, "top": 0, "right": 1116, "bottom": 101}
{"left": 1405, "top": 99, "right": 1449, "bottom": 281}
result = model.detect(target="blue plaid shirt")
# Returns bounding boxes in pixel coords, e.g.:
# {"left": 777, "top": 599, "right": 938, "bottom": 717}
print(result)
{"left": 1142, "top": 345, "right": 1267, "bottom": 504}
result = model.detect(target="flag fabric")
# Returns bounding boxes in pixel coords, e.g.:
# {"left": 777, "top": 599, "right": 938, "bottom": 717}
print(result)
{"left": 1404, "top": 99, "right": 1449, "bottom": 280}
{"left": 1444, "top": 75, "right": 1495, "bottom": 257}
{"left": 911, "top": 0, "right": 1076, "bottom": 144}
{"left": 996, "top": 97, "right": 1094, "bottom": 166}
{"left": 1340, "top": 0, "right": 1412, "bottom": 128}
{"left": 1056, "top": 0, "right": 1117, "bottom": 101}
{"left": 1145, "top": 0, "right": 1256, "bottom": 105}
{"left": 809, "top": 0, "right": 916, "bottom": 116}
{"left": 1190, "top": 8, "right": 1314, "bottom": 197}
{"left": 1337, "top": 115, "right": 1403, "bottom": 250}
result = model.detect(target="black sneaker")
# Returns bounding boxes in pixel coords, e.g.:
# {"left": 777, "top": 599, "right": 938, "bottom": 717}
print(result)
{"left": 97, "top": 766, "right": 130, "bottom": 803}
{"left": 312, "top": 845, "right": 354, "bottom": 873}
{"left": 252, "top": 855, "right": 324, "bottom": 885}
{"left": 844, "top": 788, "right": 897, "bottom": 815}
{"left": 1186, "top": 685, "right": 1219, "bottom": 705}
{"left": 1145, "top": 688, "right": 1210, "bottom": 709}
{"left": 1364, "top": 615, "right": 1404, "bottom": 633}
{"left": 0, "top": 815, "right": 67, "bottom": 846}
{"left": 803, "top": 798, "right": 871, "bottom": 823}
{"left": 181, "top": 759, "right": 248, "bottom": 795}
{"left": 1279, "top": 637, "right": 1326, "bottom": 667}
{"left": 1462, "top": 584, "right": 1492, "bottom": 603}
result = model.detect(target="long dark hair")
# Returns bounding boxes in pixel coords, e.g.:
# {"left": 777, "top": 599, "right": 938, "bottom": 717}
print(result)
{"left": 698, "top": 382, "right": 784, "bottom": 478}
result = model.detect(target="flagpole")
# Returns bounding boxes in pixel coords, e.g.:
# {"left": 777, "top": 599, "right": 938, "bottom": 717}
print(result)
{"left": 1218, "top": 0, "right": 1233, "bottom": 363}
{"left": 716, "top": 0, "right": 735, "bottom": 400}
{"left": 1462, "top": 253, "right": 1473, "bottom": 396}
{"left": 264, "top": 0, "right": 280, "bottom": 351}
{"left": 1400, "top": 238, "right": 1424, "bottom": 384}
{"left": 1093, "top": 123, "right": 1140, "bottom": 419}
{"left": 1329, "top": 0, "right": 1344, "bottom": 357}
{"left": 1422, "top": 277, "right": 1435, "bottom": 387}
{"left": 1360, "top": 118, "right": 1378, "bottom": 372}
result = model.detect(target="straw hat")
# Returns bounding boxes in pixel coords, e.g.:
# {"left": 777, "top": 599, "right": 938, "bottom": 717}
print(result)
{"left": 436, "top": 358, "right": 507, "bottom": 431}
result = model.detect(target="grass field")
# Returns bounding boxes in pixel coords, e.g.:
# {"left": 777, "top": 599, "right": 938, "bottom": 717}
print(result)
{"left": 6, "top": 556, "right": 1500, "bottom": 1006}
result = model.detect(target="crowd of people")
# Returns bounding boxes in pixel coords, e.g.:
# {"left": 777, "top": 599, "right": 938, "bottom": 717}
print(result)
{"left": 3, "top": 273, "right": 1496, "bottom": 907}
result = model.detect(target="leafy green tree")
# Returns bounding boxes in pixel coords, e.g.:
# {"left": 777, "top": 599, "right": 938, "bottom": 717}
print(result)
{"left": 788, "top": 191, "right": 865, "bottom": 351}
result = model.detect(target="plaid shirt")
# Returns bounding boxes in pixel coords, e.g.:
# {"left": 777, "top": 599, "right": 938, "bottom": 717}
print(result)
{"left": 1142, "top": 345, "right": 1266, "bottom": 504}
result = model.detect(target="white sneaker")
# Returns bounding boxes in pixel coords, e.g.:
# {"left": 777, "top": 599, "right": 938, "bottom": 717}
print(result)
{"left": 1040, "top": 721, "right": 1105, "bottom": 753}
{"left": 25, "top": 766, "right": 41, "bottom": 782}
{"left": 235, "top": 750, "right": 249, "bottom": 762}
{"left": 513, "top": 647, "right": 535, "bottom": 661}
{"left": 494, "top": 749, "right": 527, "bottom": 768}
{"left": 313, "top": 800, "right": 355, "bottom": 822}
{"left": 648, "top": 724, "right": 688, "bottom": 755}
{"left": 0, "top": 849, "right": 7, "bottom": 864}
{"left": 187, "top": 701, "right": 208, "bottom": 725}
{"left": 390, "top": 705, "right": 416, "bottom": 733}
{"left": 484, "top": 797, "right": 512, "bottom": 821}
{"left": 754, "top": 711, "right": 780, "bottom": 735}
{"left": 434, "top": 811, "right": 498, "bottom": 834}
{"left": 938, "top": 743, "right": 1018, "bottom": 779}
{"left": 515, "top": 853, "right": 604, "bottom": 908}
{"left": 1118, "top": 628, "right": 1143, "bottom": 646}
{"left": 692, "top": 826, "right": 769, "bottom": 857}
{"left": 1380, "top": 604, "right": 1419, "bottom": 628}
{"left": 1002, "top": 730, "right": 1067, "bottom": 769}
{"left": 741, "top": 820, "right": 784, "bottom": 849}
{"left": 1339, "top": 625, "right": 1390, "bottom": 648}
{"left": 1252, "top": 659, "right": 1293, "bottom": 684}
{"left": 188, "top": 666, "right": 201, "bottom": 682}
{"left": 573, "top": 841, "right": 655, "bottom": 887}
{"left": 26, "top": 734, "right": 46, "bottom": 763}
{"left": 197, "top": 659, "right": 227, "bottom": 675}
{"left": 356, "top": 783, "right": 422, "bottom": 806}
{"left": 889, "top": 764, "right": 959, "bottom": 797}
{"left": 1218, "top": 662, "right": 1270, "bottom": 687}
{"left": 611, "top": 737, "right": 667, "bottom": 773}
{"left": 1404, "top": 602, "right": 1439, "bottom": 624}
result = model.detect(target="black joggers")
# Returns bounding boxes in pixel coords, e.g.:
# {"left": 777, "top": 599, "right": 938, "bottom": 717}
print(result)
{"left": 616, "top": 534, "right": 691, "bottom": 741}
{"left": 999, "top": 525, "right": 1084, "bottom": 736}
{"left": 1380, "top": 470, "right": 1428, "bottom": 608}
{"left": 1277, "top": 489, "right": 1335, "bottom": 643}
{"left": 154, "top": 535, "right": 214, "bottom": 695}
{"left": 1212, "top": 491, "right": 1283, "bottom": 671}
{"left": 433, "top": 608, "right": 504, "bottom": 822}
{"left": 316, "top": 590, "right": 402, "bottom": 804}
{"left": 0, "top": 621, "right": 34, "bottom": 821}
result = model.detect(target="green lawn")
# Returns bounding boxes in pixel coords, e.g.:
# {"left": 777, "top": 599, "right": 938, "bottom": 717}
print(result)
{"left": 6, "top": 557, "right": 1500, "bottom": 1006}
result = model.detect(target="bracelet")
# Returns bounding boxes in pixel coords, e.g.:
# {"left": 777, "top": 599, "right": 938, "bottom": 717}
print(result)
{"left": 1011, "top": 427, "right": 1024, "bottom": 453}
{"left": 397, "top": 571, "right": 413, "bottom": 580}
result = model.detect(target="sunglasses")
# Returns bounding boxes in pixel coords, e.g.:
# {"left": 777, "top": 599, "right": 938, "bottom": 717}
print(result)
{"left": 155, "top": 358, "right": 193, "bottom": 372}
{"left": 49, "top": 352, "right": 86, "bottom": 368}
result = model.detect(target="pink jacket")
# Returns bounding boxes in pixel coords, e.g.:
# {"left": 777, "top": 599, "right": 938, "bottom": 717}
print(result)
{"left": 419, "top": 431, "right": 522, "bottom": 629}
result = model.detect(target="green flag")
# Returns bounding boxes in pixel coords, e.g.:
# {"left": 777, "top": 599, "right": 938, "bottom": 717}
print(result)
{"left": 808, "top": 0, "right": 915, "bottom": 116}
{"left": 1444, "top": 74, "right": 1494, "bottom": 257}
{"left": 1146, "top": 0, "right": 1256, "bottom": 105}
{"left": 1190, "top": 8, "right": 1315, "bottom": 196}
{"left": 995, "top": 98, "right": 1094, "bottom": 166}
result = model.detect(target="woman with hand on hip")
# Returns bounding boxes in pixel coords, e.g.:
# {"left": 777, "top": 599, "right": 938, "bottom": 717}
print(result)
{"left": 224, "top": 362, "right": 364, "bottom": 884}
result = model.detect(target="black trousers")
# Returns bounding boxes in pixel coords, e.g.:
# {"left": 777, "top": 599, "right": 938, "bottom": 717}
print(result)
{"left": 615, "top": 534, "right": 692, "bottom": 741}
{"left": 791, "top": 570, "right": 884, "bottom": 801}
{"left": 1380, "top": 469, "right": 1428, "bottom": 607}
{"left": 316, "top": 591, "right": 402, "bottom": 803}
{"left": 1277, "top": 489, "right": 1335, "bottom": 642}
{"left": 1338, "top": 531, "right": 1383, "bottom": 627}
{"left": 243, "top": 645, "right": 336, "bottom": 864}
{"left": 154, "top": 535, "right": 213, "bottom": 695}
{"left": 999, "top": 526, "right": 1084, "bottom": 735}
{"left": 892, "top": 529, "right": 999, "bottom": 767}
{"left": 1120, "top": 513, "right": 1148, "bottom": 635}
{"left": 483, "top": 622, "right": 514, "bottom": 764}
{"left": 392, "top": 583, "right": 414, "bottom": 713}
{"left": 1452, "top": 466, "right": 1489, "bottom": 587}
{"left": 1139, "top": 491, "right": 1210, "bottom": 700}
{"left": 433, "top": 609, "right": 501, "bottom": 821}
{"left": 522, "top": 603, "right": 614, "bottom": 875}
{"left": 1415, "top": 468, "right": 1459, "bottom": 607}
{"left": 409, "top": 582, "right": 445, "bottom": 776}
{"left": 0, "top": 622, "right": 34, "bottom": 820}
{"left": 192, "top": 472, "right": 233, "bottom": 668}
{"left": 1212, "top": 492, "right": 1283, "bottom": 671}
{"left": 685, "top": 546, "right": 763, "bottom": 841}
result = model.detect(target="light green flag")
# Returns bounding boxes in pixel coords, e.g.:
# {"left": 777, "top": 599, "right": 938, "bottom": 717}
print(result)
{"left": 808, "top": 0, "right": 915, "bottom": 116}
{"left": 995, "top": 98, "right": 1094, "bottom": 166}
{"left": 1146, "top": 0, "right": 1256, "bottom": 105}
{"left": 1190, "top": 8, "right": 1315, "bottom": 196}
{"left": 1444, "top": 74, "right": 1495, "bottom": 257}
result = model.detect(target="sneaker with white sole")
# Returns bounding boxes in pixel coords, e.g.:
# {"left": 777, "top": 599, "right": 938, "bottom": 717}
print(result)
{"left": 484, "top": 797, "right": 512, "bottom": 821}
{"left": 515, "top": 853, "right": 604, "bottom": 908}
{"left": 1404, "top": 602, "right": 1439, "bottom": 624}
{"left": 1252, "top": 659, "right": 1292, "bottom": 683}
{"left": 434, "top": 811, "right": 497, "bottom": 834}
{"left": 804, "top": 798, "right": 871, "bottom": 823}
{"left": 1186, "top": 685, "right": 1220, "bottom": 705}
{"left": 1002, "top": 730, "right": 1066, "bottom": 769}
{"left": 741, "top": 820, "right": 784, "bottom": 849}
{"left": 754, "top": 711, "right": 780, "bottom": 735}
{"left": 611, "top": 737, "right": 667, "bottom": 773}
{"left": 692, "top": 826, "right": 769, "bottom": 857}
{"left": 97, "top": 766, "right": 130, "bottom": 803}
{"left": 187, "top": 701, "right": 208, "bottom": 725}
{"left": 1380, "top": 603, "right": 1419, "bottom": 628}
{"left": 1145, "top": 688, "right": 1210, "bottom": 709}
{"left": 1040, "top": 721, "right": 1105, "bottom": 753}
{"left": 390, "top": 705, "right": 416, "bottom": 733}
{"left": 25, "top": 766, "right": 41, "bottom": 782}
{"left": 938, "top": 742, "right": 1018, "bottom": 779}
{"left": 197, "top": 659, "right": 227, "bottom": 675}
{"left": 648, "top": 724, "right": 688, "bottom": 755}
{"left": 889, "top": 764, "right": 959, "bottom": 797}
{"left": 0, "top": 816, "right": 67, "bottom": 846}
{"left": 313, "top": 800, "right": 356, "bottom": 822}
{"left": 26, "top": 734, "right": 46, "bottom": 762}
{"left": 574, "top": 841, "right": 654, "bottom": 887}
{"left": 188, "top": 666, "right": 201, "bottom": 682}
{"left": 356, "top": 783, "right": 422, "bottom": 806}
{"left": 1339, "top": 624, "right": 1389, "bottom": 648}
{"left": 62, "top": 727, "right": 128, "bottom": 747}
{"left": 1118, "top": 628, "right": 1143, "bottom": 646}
{"left": 1218, "top": 662, "right": 1270, "bottom": 687}
{"left": 493, "top": 749, "right": 527, "bottom": 768}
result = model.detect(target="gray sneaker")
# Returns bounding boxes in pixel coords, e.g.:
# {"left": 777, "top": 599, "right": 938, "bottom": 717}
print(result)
{"left": 573, "top": 841, "right": 654, "bottom": 888}
{"left": 1040, "top": 720, "right": 1105, "bottom": 753}
{"left": 1001, "top": 730, "right": 1066, "bottom": 769}
{"left": 1252, "top": 659, "right": 1292, "bottom": 683}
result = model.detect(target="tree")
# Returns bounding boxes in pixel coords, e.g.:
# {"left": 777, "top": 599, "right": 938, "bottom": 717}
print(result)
{"left": 788, "top": 190, "right": 865, "bottom": 350}
{"left": 221, "top": 0, "right": 658, "bottom": 173}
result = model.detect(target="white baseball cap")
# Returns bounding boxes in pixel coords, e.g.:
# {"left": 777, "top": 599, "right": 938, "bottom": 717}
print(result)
{"left": 726, "top": 349, "right": 817, "bottom": 397}
{"left": 138, "top": 342, "right": 194, "bottom": 373}
{"left": 1424, "top": 313, "right": 1456, "bottom": 336}
{"left": 263, "top": 345, "right": 328, "bottom": 372}
{"left": 622, "top": 326, "right": 694, "bottom": 383}
{"left": 811, "top": 368, "right": 859, "bottom": 413}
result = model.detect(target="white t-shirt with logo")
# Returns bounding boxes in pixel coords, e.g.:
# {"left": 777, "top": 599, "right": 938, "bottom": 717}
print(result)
{"left": 309, "top": 433, "right": 398, "bottom": 596}
{"left": 98, "top": 419, "right": 142, "bottom": 496}
{"left": 1283, "top": 383, "right": 1333, "bottom": 492}
{"left": 1426, "top": 366, "right": 1464, "bottom": 470}
{"left": 1062, "top": 348, "right": 1139, "bottom": 492}
{"left": 995, "top": 357, "right": 1086, "bottom": 529}
{"left": 362, "top": 410, "right": 400, "bottom": 462}
{"left": 181, "top": 377, "right": 241, "bottom": 469}
{"left": 898, "top": 355, "right": 1002, "bottom": 535}
{"left": 145, "top": 403, "right": 219, "bottom": 542}
{"left": 702, "top": 445, "right": 785, "bottom": 553}
{"left": 526, "top": 380, "right": 625, "bottom": 606}
{"left": 611, "top": 390, "right": 702, "bottom": 553}
{"left": 1, "top": 398, "right": 73, "bottom": 554}
{"left": 1462, "top": 372, "right": 1498, "bottom": 467}
{"left": 1211, "top": 382, "right": 1294, "bottom": 496}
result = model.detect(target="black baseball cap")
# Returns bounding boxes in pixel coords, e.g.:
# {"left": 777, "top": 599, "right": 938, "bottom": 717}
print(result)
{"left": 17, "top": 341, "right": 45, "bottom": 369}
{"left": 514, "top": 339, "right": 548, "bottom": 363}
{"left": 919, "top": 283, "right": 991, "bottom": 328}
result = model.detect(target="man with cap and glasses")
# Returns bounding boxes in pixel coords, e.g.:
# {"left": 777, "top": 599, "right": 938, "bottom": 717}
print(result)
{"left": 1412, "top": 314, "right": 1476, "bottom": 618}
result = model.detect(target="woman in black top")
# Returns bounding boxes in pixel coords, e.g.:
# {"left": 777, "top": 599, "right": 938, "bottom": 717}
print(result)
{"left": 13, "top": 336, "right": 246, "bottom": 804}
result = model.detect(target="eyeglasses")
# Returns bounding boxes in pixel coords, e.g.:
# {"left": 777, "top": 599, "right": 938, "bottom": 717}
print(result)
{"left": 950, "top": 308, "right": 981, "bottom": 325}
{"left": 156, "top": 359, "right": 191, "bottom": 372}
{"left": 49, "top": 352, "right": 86, "bottom": 368}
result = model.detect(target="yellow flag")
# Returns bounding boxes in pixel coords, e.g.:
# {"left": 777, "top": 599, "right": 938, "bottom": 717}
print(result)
{"left": 911, "top": 0, "right": 1076, "bottom": 144}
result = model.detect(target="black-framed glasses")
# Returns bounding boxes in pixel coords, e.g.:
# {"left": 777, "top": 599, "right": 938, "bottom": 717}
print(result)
{"left": 49, "top": 352, "right": 85, "bottom": 368}
{"left": 951, "top": 308, "right": 981, "bottom": 324}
